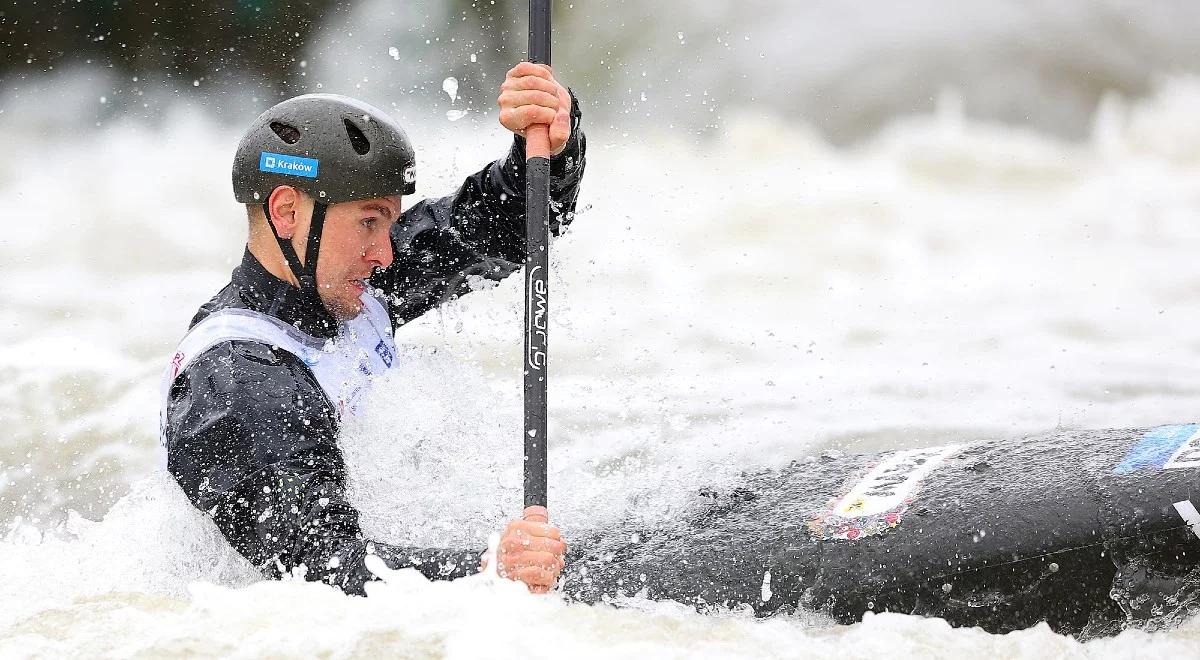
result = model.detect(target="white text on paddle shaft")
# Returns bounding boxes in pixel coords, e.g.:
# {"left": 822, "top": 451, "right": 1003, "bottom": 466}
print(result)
{"left": 526, "top": 265, "right": 547, "bottom": 370}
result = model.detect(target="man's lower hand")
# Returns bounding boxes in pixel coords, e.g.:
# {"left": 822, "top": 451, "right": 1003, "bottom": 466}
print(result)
{"left": 484, "top": 505, "right": 567, "bottom": 594}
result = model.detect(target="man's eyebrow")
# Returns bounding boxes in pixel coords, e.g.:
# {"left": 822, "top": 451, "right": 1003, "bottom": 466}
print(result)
{"left": 360, "top": 203, "right": 398, "bottom": 219}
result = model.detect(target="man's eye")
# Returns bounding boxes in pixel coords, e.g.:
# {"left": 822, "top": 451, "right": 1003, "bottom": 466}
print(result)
{"left": 363, "top": 218, "right": 377, "bottom": 228}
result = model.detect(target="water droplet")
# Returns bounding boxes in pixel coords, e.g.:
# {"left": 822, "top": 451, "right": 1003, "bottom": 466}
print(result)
{"left": 442, "top": 77, "right": 459, "bottom": 103}
{"left": 388, "top": 46, "right": 400, "bottom": 61}
{"left": 445, "top": 109, "right": 468, "bottom": 121}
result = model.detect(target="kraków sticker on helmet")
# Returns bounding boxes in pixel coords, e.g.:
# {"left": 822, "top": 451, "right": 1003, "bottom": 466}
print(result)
{"left": 259, "top": 152, "right": 320, "bottom": 178}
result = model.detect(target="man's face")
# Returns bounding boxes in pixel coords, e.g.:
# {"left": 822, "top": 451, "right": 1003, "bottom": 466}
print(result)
{"left": 312, "top": 195, "right": 401, "bottom": 320}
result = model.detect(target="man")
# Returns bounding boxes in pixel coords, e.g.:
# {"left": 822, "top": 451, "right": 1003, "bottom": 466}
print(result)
{"left": 161, "top": 62, "right": 584, "bottom": 595}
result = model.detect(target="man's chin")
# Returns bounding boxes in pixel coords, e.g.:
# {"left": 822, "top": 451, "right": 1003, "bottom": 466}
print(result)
{"left": 320, "top": 293, "right": 364, "bottom": 322}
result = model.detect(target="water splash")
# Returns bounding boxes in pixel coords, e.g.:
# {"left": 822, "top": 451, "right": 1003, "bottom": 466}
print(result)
{"left": 4, "top": 74, "right": 1200, "bottom": 656}
{"left": 443, "top": 77, "right": 465, "bottom": 121}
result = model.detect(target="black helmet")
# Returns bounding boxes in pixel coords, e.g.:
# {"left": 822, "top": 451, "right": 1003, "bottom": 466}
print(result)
{"left": 232, "top": 93, "right": 417, "bottom": 204}
{"left": 231, "top": 94, "right": 416, "bottom": 295}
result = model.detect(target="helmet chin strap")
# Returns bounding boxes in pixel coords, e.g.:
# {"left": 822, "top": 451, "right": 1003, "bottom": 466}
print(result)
{"left": 261, "top": 199, "right": 328, "bottom": 294}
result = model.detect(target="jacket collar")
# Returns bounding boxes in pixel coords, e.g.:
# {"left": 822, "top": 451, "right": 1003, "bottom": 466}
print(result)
{"left": 232, "top": 249, "right": 340, "bottom": 339}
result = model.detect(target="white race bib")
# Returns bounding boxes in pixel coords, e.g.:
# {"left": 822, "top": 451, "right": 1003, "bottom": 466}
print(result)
{"left": 157, "top": 292, "right": 398, "bottom": 468}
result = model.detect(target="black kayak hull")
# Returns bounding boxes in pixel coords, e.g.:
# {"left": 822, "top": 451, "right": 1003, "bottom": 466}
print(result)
{"left": 563, "top": 425, "right": 1200, "bottom": 636}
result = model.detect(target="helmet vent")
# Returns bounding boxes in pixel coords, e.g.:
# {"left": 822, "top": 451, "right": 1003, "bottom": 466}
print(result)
{"left": 344, "top": 118, "right": 372, "bottom": 155}
{"left": 269, "top": 121, "right": 301, "bottom": 145}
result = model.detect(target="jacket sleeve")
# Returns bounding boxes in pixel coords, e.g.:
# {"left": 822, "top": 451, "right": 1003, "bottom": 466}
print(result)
{"left": 164, "top": 340, "right": 481, "bottom": 595}
{"left": 371, "top": 90, "right": 587, "bottom": 329}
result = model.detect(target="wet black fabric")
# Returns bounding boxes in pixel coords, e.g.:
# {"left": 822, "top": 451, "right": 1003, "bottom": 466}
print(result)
{"left": 164, "top": 99, "right": 585, "bottom": 595}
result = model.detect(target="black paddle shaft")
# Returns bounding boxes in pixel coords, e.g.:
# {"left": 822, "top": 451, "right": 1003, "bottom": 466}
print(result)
{"left": 523, "top": 0, "right": 552, "bottom": 510}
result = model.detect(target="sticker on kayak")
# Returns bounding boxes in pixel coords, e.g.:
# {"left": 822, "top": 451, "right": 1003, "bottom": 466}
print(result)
{"left": 1114, "top": 424, "right": 1200, "bottom": 474}
{"left": 1174, "top": 500, "right": 1200, "bottom": 540}
{"left": 259, "top": 152, "right": 319, "bottom": 178}
{"left": 808, "top": 445, "right": 960, "bottom": 541}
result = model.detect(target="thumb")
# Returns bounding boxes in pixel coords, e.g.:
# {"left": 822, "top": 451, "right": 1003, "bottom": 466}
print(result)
{"left": 523, "top": 505, "right": 549, "bottom": 524}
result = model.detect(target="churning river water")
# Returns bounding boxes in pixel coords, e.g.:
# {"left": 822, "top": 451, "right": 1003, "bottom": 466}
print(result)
{"left": 2, "top": 73, "right": 1200, "bottom": 657}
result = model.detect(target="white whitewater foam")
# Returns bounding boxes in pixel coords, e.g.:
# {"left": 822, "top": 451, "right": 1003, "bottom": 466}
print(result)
{"left": 3, "top": 76, "right": 1200, "bottom": 656}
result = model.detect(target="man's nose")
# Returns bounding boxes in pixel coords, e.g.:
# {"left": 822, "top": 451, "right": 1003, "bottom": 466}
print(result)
{"left": 366, "top": 237, "right": 393, "bottom": 269}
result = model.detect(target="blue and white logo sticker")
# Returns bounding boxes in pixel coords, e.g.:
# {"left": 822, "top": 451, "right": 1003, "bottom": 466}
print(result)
{"left": 374, "top": 340, "right": 394, "bottom": 368}
{"left": 1115, "top": 424, "right": 1200, "bottom": 474}
{"left": 259, "top": 152, "right": 319, "bottom": 178}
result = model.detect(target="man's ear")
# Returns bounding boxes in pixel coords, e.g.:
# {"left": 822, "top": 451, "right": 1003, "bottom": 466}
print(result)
{"left": 267, "top": 186, "right": 301, "bottom": 239}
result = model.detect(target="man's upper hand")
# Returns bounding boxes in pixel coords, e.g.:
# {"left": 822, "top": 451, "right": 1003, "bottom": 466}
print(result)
{"left": 497, "top": 62, "right": 572, "bottom": 156}
{"left": 487, "top": 505, "right": 567, "bottom": 593}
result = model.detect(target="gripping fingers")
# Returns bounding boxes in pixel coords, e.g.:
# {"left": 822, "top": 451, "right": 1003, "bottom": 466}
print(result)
{"left": 501, "top": 522, "right": 562, "bottom": 545}
{"left": 502, "top": 518, "right": 562, "bottom": 541}
{"left": 497, "top": 551, "right": 563, "bottom": 578}
{"left": 499, "top": 65, "right": 568, "bottom": 150}
{"left": 499, "top": 535, "right": 566, "bottom": 557}
{"left": 500, "top": 75, "right": 560, "bottom": 96}
{"left": 495, "top": 508, "right": 567, "bottom": 592}
{"left": 499, "top": 105, "right": 558, "bottom": 132}
{"left": 549, "top": 112, "right": 571, "bottom": 151}
{"left": 497, "top": 89, "right": 561, "bottom": 112}
{"left": 506, "top": 550, "right": 565, "bottom": 574}
{"left": 513, "top": 565, "right": 559, "bottom": 591}
{"left": 508, "top": 62, "right": 553, "bottom": 81}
